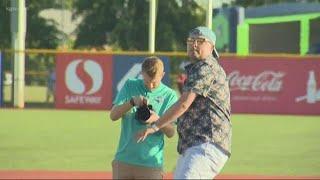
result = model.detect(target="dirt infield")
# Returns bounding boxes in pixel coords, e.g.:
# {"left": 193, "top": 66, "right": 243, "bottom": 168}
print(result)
{"left": 0, "top": 170, "right": 319, "bottom": 179}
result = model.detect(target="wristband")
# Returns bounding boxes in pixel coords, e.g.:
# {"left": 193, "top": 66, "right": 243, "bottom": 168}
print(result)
{"left": 151, "top": 123, "right": 160, "bottom": 132}
{"left": 130, "top": 98, "right": 135, "bottom": 107}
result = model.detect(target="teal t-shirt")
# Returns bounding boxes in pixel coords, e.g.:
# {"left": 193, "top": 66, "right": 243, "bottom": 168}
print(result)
{"left": 113, "top": 78, "right": 178, "bottom": 168}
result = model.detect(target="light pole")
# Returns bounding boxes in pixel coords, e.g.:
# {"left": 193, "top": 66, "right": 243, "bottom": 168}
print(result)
{"left": 149, "top": 0, "right": 157, "bottom": 53}
{"left": 206, "top": 0, "right": 213, "bottom": 29}
{"left": 11, "top": 0, "right": 26, "bottom": 108}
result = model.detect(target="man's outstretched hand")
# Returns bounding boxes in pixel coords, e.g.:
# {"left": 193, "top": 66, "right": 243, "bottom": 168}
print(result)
{"left": 136, "top": 127, "right": 157, "bottom": 143}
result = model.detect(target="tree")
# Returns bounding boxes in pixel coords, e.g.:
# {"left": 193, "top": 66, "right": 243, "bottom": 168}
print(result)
{"left": 26, "top": 0, "right": 64, "bottom": 49}
{"left": 72, "top": 0, "right": 205, "bottom": 51}
{"left": 72, "top": 0, "right": 124, "bottom": 49}
{"left": 156, "top": 0, "right": 205, "bottom": 51}
{"left": 0, "top": 1, "right": 11, "bottom": 50}
{"left": 0, "top": 0, "right": 63, "bottom": 49}
{"left": 0, "top": 0, "right": 65, "bottom": 85}
{"left": 24, "top": 0, "right": 66, "bottom": 85}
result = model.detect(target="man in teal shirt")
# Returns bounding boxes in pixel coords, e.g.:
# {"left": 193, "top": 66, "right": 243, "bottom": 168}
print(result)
{"left": 110, "top": 56, "right": 178, "bottom": 179}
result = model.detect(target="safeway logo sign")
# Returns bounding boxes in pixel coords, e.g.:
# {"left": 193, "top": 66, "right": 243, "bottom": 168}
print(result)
{"left": 55, "top": 54, "right": 113, "bottom": 109}
{"left": 65, "top": 59, "right": 103, "bottom": 95}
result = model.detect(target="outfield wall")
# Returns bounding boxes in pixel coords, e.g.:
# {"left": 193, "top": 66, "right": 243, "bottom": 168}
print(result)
{"left": 55, "top": 54, "right": 320, "bottom": 115}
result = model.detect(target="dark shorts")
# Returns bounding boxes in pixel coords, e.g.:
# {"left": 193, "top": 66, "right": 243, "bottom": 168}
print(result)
{"left": 112, "top": 160, "right": 163, "bottom": 179}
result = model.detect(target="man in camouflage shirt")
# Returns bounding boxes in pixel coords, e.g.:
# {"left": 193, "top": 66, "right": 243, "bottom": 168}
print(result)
{"left": 137, "top": 26, "right": 232, "bottom": 179}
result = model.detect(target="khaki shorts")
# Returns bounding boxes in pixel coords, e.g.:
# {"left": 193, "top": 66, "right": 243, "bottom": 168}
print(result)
{"left": 112, "top": 160, "right": 163, "bottom": 179}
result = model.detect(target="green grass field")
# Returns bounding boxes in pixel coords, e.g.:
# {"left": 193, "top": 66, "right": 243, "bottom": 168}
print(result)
{"left": 4, "top": 86, "right": 52, "bottom": 103}
{"left": 0, "top": 109, "right": 319, "bottom": 176}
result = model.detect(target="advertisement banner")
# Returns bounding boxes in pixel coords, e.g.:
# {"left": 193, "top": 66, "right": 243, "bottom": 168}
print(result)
{"left": 221, "top": 56, "right": 320, "bottom": 115}
{"left": 112, "top": 55, "right": 171, "bottom": 100}
{"left": 55, "top": 54, "right": 113, "bottom": 110}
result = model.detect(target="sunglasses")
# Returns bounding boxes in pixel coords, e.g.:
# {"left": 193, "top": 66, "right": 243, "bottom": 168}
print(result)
{"left": 186, "top": 37, "right": 210, "bottom": 45}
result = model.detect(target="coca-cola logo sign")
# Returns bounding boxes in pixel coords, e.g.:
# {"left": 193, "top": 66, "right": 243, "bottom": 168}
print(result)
{"left": 228, "top": 71, "right": 285, "bottom": 92}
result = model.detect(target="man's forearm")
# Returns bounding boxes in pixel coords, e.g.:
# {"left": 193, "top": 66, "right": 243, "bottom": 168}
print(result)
{"left": 160, "top": 123, "right": 175, "bottom": 138}
{"left": 110, "top": 100, "right": 133, "bottom": 121}
{"left": 156, "top": 101, "right": 187, "bottom": 129}
{"left": 155, "top": 91, "right": 196, "bottom": 129}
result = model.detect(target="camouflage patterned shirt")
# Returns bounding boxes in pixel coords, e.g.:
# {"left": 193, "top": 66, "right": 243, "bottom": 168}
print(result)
{"left": 177, "top": 55, "right": 232, "bottom": 156}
